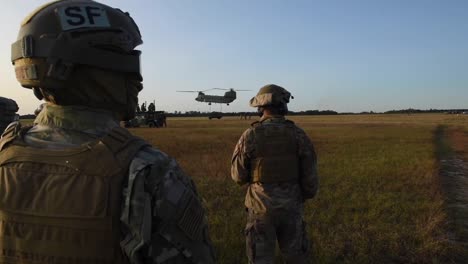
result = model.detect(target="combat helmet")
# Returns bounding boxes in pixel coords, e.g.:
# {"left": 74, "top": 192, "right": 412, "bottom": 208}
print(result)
{"left": 249, "top": 84, "right": 293, "bottom": 108}
{"left": 11, "top": 0, "right": 143, "bottom": 120}
{"left": 0, "top": 97, "right": 19, "bottom": 134}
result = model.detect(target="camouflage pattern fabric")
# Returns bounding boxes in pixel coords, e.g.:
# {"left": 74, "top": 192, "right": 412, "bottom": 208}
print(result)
{"left": 231, "top": 115, "right": 318, "bottom": 263}
{"left": 245, "top": 208, "right": 310, "bottom": 264}
{"left": 22, "top": 103, "right": 216, "bottom": 264}
{"left": 121, "top": 145, "right": 215, "bottom": 264}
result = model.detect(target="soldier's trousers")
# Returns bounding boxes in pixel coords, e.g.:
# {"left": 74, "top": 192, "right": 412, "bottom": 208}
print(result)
{"left": 244, "top": 208, "right": 310, "bottom": 264}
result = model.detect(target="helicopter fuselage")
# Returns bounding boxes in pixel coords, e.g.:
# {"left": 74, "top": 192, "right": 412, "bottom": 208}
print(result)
{"left": 196, "top": 91, "right": 236, "bottom": 105}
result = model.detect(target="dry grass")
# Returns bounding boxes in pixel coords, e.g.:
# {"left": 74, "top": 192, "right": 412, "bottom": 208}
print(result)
{"left": 127, "top": 114, "right": 467, "bottom": 263}
{"left": 449, "top": 128, "right": 468, "bottom": 160}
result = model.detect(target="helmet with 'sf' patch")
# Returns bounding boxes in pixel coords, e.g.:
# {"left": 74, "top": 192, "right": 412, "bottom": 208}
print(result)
{"left": 11, "top": 0, "right": 142, "bottom": 89}
{"left": 11, "top": 0, "right": 143, "bottom": 120}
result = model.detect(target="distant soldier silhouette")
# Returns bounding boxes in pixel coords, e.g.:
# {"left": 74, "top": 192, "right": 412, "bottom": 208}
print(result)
{"left": 240, "top": 112, "right": 251, "bottom": 120}
{"left": 231, "top": 84, "right": 319, "bottom": 264}
{"left": 161, "top": 115, "right": 167, "bottom": 127}
{"left": 0, "top": 1, "right": 215, "bottom": 263}
{"left": 148, "top": 102, "right": 156, "bottom": 112}
{"left": 240, "top": 112, "right": 246, "bottom": 120}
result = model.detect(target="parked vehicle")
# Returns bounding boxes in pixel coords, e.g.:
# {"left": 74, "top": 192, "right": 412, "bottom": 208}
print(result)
{"left": 208, "top": 112, "right": 223, "bottom": 119}
{"left": 124, "top": 111, "right": 167, "bottom": 128}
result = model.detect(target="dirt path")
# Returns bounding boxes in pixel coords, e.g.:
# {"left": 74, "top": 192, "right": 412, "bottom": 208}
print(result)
{"left": 435, "top": 126, "right": 468, "bottom": 261}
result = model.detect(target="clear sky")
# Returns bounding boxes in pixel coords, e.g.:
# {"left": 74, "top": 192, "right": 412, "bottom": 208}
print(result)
{"left": 1, "top": 0, "right": 467, "bottom": 115}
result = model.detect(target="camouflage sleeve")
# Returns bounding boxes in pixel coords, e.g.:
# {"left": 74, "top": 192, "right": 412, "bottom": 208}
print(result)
{"left": 120, "top": 146, "right": 216, "bottom": 264}
{"left": 231, "top": 128, "right": 255, "bottom": 186}
{"left": 296, "top": 127, "right": 319, "bottom": 200}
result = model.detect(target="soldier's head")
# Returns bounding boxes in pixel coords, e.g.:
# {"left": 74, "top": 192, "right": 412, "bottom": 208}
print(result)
{"left": 11, "top": 0, "right": 143, "bottom": 121}
{"left": 249, "top": 84, "right": 293, "bottom": 116}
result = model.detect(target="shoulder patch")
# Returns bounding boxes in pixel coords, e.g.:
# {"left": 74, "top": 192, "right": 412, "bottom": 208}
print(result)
{"left": 57, "top": 4, "right": 111, "bottom": 31}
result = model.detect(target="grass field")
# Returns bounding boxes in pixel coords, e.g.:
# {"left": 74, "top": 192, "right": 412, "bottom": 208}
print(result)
{"left": 127, "top": 114, "right": 468, "bottom": 263}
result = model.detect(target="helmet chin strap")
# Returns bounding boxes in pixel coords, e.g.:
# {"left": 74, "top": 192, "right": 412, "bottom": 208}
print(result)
{"left": 280, "top": 104, "right": 288, "bottom": 115}
{"left": 33, "top": 87, "right": 44, "bottom": 100}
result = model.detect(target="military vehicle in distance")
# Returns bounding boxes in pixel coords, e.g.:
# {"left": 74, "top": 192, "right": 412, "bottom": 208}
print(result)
{"left": 208, "top": 112, "right": 223, "bottom": 119}
{"left": 0, "top": 97, "right": 19, "bottom": 134}
{"left": 124, "top": 111, "right": 166, "bottom": 128}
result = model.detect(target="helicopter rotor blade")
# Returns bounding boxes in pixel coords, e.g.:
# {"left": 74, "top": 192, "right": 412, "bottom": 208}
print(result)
{"left": 211, "top": 88, "right": 251, "bottom": 91}
{"left": 210, "top": 88, "right": 229, "bottom": 91}
{"left": 202, "top": 88, "right": 219, "bottom": 92}
{"left": 178, "top": 88, "right": 252, "bottom": 93}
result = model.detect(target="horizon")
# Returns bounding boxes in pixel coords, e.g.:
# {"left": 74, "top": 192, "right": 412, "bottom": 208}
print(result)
{"left": 1, "top": 0, "right": 467, "bottom": 115}
{"left": 14, "top": 105, "right": 468, "bottom": 117}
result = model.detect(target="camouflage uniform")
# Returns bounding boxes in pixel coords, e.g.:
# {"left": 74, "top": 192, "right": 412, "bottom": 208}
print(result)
{"left": 1, "top": 104, "right": 216, "bottom": 264}
{"left": 231, "top": 114, "right": 318, "bottom": 264}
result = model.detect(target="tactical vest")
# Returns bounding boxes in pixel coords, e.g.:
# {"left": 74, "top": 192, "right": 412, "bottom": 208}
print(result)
{"left": 250, "top": 119, "right": 299, "bottom": 183}
{"left": 0, "top": 124, "right": 148, "bottom": 264}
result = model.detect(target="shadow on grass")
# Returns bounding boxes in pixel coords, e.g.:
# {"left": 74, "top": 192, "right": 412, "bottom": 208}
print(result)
{"left": 434, "top": 125, "right": 452, "bottom": 160}
{"left": 433, "top": 125, "right": 468, "bottom": 262}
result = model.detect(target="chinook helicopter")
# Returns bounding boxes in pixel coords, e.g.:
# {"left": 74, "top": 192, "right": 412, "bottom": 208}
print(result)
{"left": 177, "top": 88, "right": 250, "bottom": 105}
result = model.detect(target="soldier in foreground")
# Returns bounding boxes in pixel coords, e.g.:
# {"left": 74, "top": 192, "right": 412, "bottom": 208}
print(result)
{"left": 231, "top": 84, "right": 319, "bottom": 264}
{"left": 0, "top": 1, "right": 215, "bottom": 263}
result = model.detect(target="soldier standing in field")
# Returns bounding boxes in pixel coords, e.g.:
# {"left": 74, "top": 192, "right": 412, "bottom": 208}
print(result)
{"left": 0, "top": 1, "right": 215, "bottom": 263}
{"left": 231, "top": 84, "right": 319, "bottom": 264}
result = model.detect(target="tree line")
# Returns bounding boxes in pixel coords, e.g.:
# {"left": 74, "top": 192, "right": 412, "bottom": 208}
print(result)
{"left": 19, "top": 108, "right": 468, "bottom": 119}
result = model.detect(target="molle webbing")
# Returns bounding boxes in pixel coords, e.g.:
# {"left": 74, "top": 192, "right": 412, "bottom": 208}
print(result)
{"left": 0, "top": 126, "right": 148, "bottom": 264}
{"left": 251, "top": 122, "right": 299, "bottom": 183}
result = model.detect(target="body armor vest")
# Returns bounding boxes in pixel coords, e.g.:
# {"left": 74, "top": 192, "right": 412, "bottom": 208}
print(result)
{"left": 250, "top": 119, "right": 299, "bottom": 183}
{"left": 0, "top": 124, "right": 148, "bottom": 264}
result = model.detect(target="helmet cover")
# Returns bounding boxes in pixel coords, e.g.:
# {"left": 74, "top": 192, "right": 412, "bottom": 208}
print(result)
{"left": 249, "top": 84, "right": 293, "bottom": 107}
